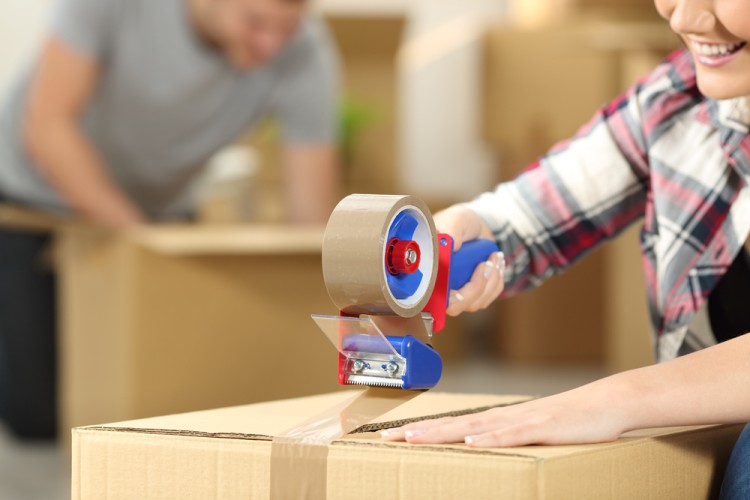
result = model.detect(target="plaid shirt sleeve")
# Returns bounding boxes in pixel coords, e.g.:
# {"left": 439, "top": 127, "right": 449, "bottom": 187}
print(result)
{"left": 465, "top": 61, "right": 674, "bottom": 296}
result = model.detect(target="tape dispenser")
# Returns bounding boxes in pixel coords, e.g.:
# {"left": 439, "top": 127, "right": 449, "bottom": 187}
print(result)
{"left": 313, "top": 194, "right": 500, "bottom": 391}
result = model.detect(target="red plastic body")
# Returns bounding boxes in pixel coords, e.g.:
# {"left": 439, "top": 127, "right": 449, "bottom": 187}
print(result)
{"left": 386, "top": 238, "right": 421, "bottom": 275}
{"left": 337, "top": 233, "right": 453, "bottom": 386}
{"left": 337, "top": 310, "right": 358, "bottom": 385}
{"left": 422, "top": 233, "right": 453, "bottom": 333}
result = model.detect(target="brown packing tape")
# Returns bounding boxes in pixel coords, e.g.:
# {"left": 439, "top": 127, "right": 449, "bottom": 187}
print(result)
{"left": 272, "top": 194, "right": 439, "bottom": 498}
{"left": 270, "top": 388, "right": 420, "bottom": 500}
{"left": 270, "top": 442, "right": 327, "bottom": 500}
{"left": 321, "top": 194, "right": 438, "bottom": 317}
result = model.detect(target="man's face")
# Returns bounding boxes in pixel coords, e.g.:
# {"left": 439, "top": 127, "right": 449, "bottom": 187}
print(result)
{"left": 655, "top": 0, "right": 750, "bottom": 99}
{"left": 206, "top": 0, "right": 303, "bottom": 70}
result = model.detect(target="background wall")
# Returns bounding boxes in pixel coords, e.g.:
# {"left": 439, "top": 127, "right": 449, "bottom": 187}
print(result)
{"left": 0, "top": 1, "right": 51, "bottom": 95}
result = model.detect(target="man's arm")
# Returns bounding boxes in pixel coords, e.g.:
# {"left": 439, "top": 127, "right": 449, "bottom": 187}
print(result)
{"left": 282, "top": 144, "right": 340, "bottom": 225}
{"left": 23, "top": 36, "right": 144, "bottom": 229}
{"left": 384, "top": 332, "right": 750, "bottom": 447}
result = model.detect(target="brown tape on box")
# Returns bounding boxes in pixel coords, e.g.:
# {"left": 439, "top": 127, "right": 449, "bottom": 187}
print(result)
{"left": 270, "top": 195, "right": 439, "bottom": 498}
{"left": 270, "top": 388, "right": 420, "bottom": 499}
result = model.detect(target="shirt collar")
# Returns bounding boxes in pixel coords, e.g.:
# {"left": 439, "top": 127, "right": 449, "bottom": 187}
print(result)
{"left": 707, "top": 97, "right": 750, "bottom": 180}
{"left": 715, "top": 96, "right": 750, "bottom": 132}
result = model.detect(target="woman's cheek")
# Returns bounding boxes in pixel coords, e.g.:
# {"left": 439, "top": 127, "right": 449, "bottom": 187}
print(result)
{"left": 714, "top": 0, "right": 750, "bottom": 41}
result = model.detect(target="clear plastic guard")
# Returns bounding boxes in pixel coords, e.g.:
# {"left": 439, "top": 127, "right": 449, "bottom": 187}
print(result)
{"left": 311, "top": 314, "right": 402, "bottom": 360}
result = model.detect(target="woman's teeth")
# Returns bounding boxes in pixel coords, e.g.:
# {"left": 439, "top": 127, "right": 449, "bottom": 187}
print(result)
{"left": 694, "top": 41, "right": 746, "bottom": 57}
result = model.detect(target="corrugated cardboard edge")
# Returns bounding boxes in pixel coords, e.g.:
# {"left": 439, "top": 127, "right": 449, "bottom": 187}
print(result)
{"left": 75, "top": 417, "right": 745, "bottom": 466}
{"left": 78, "top": 400, "right": 527, "bottom": 444}
{"left": 74, "top": 399, "right": 739, "bottom": 459}
{"left": 72, "top": 407, "right": 744, "bottom": 499}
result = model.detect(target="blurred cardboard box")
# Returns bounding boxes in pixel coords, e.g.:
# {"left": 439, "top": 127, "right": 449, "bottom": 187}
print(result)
{"left": 327, "top": 15, "right": 404, "bottom": 195}
{"left": 72, "top": 391, "right": 742, "bottom": 499}
{"left": 508, "top": 0, "right": 660, "bottom": 28}
{"left": 482, "top": 22, "right": 679, "bottom": 368}
{"left": 55, "top": 224, "right": 344, "bottom": 442}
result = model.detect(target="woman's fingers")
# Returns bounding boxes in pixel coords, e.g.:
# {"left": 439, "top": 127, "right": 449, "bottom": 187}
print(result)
{"left": 476, "top": 252, "right": 505, "bottom": 310}
{"left": 446, "top": 252, "right": 505, "bottom": 316}
{"left": 380, "top": 385, "right": 628, "bottom": 448}
{"left": 380, "top": 416, "right": 458, "bottom": 441}
{"left": 382, "top": 407, "right": 524, "bottom": 445}
{"left": 465, "top": 423, "right": 544, "bottom": 448}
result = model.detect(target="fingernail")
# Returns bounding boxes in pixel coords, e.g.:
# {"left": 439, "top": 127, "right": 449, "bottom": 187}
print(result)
{"left": 496, "top": 252, "right": 505, "bottom": 270}
{"left": 448, "top": 292, "right": 465, "bottom": 307}
{"left": 483, "top": 260, "right": 494, "bottom": 279}
{"left": 404, "top": 430, "right": 426, "bottom": 439}
{"left": 465, "top": 435, "right": 477, "bottom": 446}
{"left": 380, "top": 429, "right": 398, "bottom": 439}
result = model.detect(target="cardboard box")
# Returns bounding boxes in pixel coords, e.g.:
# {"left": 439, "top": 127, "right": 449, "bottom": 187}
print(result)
{"left": 73, "top": 391, "right": 743, "bottom": 499}
{"left": 55, "top": 224, "right": 344, "bottom": 441}
{"left": 507, "top": 0, "right": 660, "bottom": 28}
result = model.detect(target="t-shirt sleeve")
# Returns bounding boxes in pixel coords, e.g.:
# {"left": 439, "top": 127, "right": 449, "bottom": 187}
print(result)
{"left": 50, "top": 0, "right": 114, "bottom": 60}
{"left": 274, "top": 18, "right": 340, "bottom": 145}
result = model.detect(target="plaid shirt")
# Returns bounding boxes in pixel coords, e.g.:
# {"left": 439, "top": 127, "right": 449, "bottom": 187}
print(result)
{"left": 468, "top": 49, "right": 750, "bottom": 362}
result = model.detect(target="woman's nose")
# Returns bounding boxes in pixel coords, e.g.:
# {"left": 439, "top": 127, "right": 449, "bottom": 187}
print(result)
{"left": 669, "top": 0, "right": 715, "bottom": 35}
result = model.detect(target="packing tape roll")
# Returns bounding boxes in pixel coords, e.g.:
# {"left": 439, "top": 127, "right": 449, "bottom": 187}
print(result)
{"left": 322, "top": 194, "right": 438, "bottom": 317}
{"left": 270, "top": 388, "right": 420, "bottom": 500}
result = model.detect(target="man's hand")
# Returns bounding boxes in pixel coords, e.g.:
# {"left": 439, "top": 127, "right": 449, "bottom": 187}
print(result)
{"left": 434, "top": 204, "right": 505, "bottom": 316}
{"left": 283, "top": 145, "right": 339, "bottom": 225}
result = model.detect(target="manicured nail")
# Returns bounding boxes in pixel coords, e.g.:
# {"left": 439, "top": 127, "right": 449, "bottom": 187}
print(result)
{"left": 483, "top": 260, "right": 494, "bottom": 279}
{"left": 496, "top": 252, "right": 505, "bottom": 270}
{"left": 404, "top": 430, "right": 427, "bottom": 439}
{"left": 380, "top": 429, "right": 398, "bottom": 439}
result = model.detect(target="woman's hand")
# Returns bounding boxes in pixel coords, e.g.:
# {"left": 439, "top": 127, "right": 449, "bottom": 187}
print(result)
{"left": 433, "top": 204, "right": 505, "bottom": 316}
{"left": 381, "top": 377, "right": 629, "bottom": 447}
{"left": 381, "top": 333, "right": 750, "bottom": 449}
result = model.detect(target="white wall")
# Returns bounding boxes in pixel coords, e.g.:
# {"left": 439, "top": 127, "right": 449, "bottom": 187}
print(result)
{"left": 0, "top": 1, "right": 53, "bottom": 95}
{"left": 321, "top": 0, "right": 508, "bottom": 202}
{"left": 398, "top": 0, "right": 506, "bottom": 202}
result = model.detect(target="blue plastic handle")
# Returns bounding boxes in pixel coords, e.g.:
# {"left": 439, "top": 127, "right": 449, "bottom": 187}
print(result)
{"left": 448, "top": 239, "right": 501, "bottom": 291}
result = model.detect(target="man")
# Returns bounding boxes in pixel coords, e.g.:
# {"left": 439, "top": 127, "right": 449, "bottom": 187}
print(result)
{"left": 0, "top": 0, "right": 340, "bottom": 438}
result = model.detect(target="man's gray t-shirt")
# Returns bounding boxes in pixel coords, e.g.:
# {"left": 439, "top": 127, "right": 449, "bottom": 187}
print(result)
{"left": 0, "top": 0, "right": 338, "bottom": 217}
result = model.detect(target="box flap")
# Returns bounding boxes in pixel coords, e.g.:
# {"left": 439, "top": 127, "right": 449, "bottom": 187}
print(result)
{"left": 130, "top": 225, "right": 324, "bottom": 255}
{"left": 83, "top": 391, "right": 527, "bottom": 436}
{"left": 78, "top": 391, "right": 731, "bottom": 461}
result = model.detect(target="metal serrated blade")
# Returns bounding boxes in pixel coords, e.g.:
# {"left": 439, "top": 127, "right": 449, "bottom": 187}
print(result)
{"left": 344, "top": 375, "right": 404, "bottom": 388}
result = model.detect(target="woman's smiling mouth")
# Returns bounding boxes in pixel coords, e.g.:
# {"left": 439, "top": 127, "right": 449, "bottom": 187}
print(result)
{"left": 691, "top": 39, "right": 747, "bottom": 67}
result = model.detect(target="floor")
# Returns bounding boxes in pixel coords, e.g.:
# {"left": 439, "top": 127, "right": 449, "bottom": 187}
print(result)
{"left": 0, "top": 422, "right": 69, "bottom": 500}
{"left": 0, "top": 359, "right": 605, "bottom": 500}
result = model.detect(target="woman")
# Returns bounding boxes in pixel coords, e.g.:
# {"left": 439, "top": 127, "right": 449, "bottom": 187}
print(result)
{"left": 383, "top": 1, "right": 750, "bottom": 497}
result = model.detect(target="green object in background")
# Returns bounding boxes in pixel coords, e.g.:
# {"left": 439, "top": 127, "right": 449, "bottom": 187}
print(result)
{"left": 339, "top": 97, "right": 378, "bottom": 176}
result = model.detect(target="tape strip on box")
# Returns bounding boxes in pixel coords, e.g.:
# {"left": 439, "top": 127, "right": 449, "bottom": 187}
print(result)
{"left": 270, "top": 388, "right": 420, "bottom": 499}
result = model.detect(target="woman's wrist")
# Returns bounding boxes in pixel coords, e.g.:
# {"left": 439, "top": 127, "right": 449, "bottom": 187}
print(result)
{"left": 596, "top": 366, "right": 665, "bottom": 434}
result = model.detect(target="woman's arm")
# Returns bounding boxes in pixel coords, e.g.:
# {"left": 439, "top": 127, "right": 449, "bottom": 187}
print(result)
{"left": 383, "top": 332, "right": 750, "bottom": 447}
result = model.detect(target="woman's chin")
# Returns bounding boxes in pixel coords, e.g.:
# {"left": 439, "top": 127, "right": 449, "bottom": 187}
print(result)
{"left": 696, "top": 75, "right": 750, "bottom": 101}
